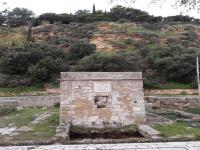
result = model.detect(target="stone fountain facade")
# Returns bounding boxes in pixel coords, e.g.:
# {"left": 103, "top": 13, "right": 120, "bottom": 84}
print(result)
{"left": 59, "top": 72, "right": 146, "bottom": 128}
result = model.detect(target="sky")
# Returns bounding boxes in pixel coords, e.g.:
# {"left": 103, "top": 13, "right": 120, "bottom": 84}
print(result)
{"left": 0, "top": 0, "right": 200, "bottom": 18}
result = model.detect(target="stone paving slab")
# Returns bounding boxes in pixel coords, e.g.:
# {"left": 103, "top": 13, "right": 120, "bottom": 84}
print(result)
{"left": 31, "top": 111, "right": 52, "bottom": 124}
{"left": 0, "top": 142, "right": 200, "bottom": 150}
{"left": 138, "top": 124, "right": 161, "bottom": 139}
{"left": 1, "top": 127, "right": 17, "bottom": 135}
{"left": 0, "top": 127, "right": 9, "bottom": 134}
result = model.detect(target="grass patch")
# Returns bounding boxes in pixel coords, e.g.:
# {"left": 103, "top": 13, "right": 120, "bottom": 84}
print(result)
{"left": 0, "top": 84, "right": 45, "bottom": 97}
{"left": 155, "top": 121, "right": 200, "bottom": 137}
{"left": 161, "top": 113, "right": 187, "bottom": 120}
{"left": 0, "top": 107, "right": 59, "bottom": 142}
{"left": 0, "top": 108, "right": 48, "bottom": 127}
{"left": 184, "top": 108, "right": 200, "bottom": 115}
{"left": 159, "top": 82, "right": 193, "bottom": 89}
{"left": 12, "top": 108, "right": 59, "bottom": 142}
{"left": 31, "top": 113, "right": 59, "bottom": 141}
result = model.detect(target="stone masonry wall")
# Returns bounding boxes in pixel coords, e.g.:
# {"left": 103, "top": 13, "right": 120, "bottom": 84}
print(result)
{"left": 60, "top": 72, "right": 146, "bottom": 128}
{"left": 0, "top": 96, "right": 59, "bottom": 107}
{"left": 145, "top": 96, "right": 200, "bottom": 109}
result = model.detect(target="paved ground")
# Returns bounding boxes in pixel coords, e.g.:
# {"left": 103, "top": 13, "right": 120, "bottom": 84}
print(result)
{"left": 0, "top": 142, "right": 200, "bottom": 150}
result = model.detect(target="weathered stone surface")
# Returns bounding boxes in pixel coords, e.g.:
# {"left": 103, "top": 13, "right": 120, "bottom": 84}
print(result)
{"left": 145, "top": 96, "right": 200, "bottom": 108}
{"left": 55, "top": 125, "right": 70, "bottom": 139}
{"left": 31, "top": 111, "right": 53, "bottom": 124}
{"left": 138, "top": 124, "right": 162, "bottom": 140}
{"left": 17, "top": 126, "right": 33, "bottom": 132}
{"left": 0, "top": 127, "right": 9, "bottom": 134}
{"left": 0, "top": 96, "right": 59, "bottom": 108}
{"left": 172, "top": 110, "right": 200, "bottom": 119}
{"left": 0, "top": 142, "right": 200, "bottom": 150}
{"left": 60, "top": 72, "right": 146, "bottom": 128}
{"left": 1, "top": 127, "right": 17, "bottom": 135}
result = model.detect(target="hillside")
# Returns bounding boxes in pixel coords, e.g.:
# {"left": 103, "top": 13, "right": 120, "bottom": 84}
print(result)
{"left": 0, "top": 22, "right": 200, "bottom": 89}
{"left": 30, "top": 22, "right": 200, "bottom": 51}
{"left": 1, "top": 22, "right": 200, "bottom": 52}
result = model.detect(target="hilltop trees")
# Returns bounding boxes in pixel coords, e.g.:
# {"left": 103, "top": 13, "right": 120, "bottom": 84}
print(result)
{"left": 33, "top": 5, "right": 199, "bottom": 25}
{"left": 110, "top": 5, "right": 153, "bottom": 22}
{"left": 7, "top": 8, "right": 34, "bottom": 27}
{"left": 0, "top": 12, "right": 5, "bottom": 25}
{"left": 38, "top": 13, "right": 62, "bottom": 24}
{"left": 0, "top": 7, "right": 34, "bottom": 27}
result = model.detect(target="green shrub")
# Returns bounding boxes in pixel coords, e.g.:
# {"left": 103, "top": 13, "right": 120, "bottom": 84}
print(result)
{"left": 28, "top": 56, "right": 68, "bottom": 82}
{"left": 72, "top": 51, "right": 138, "bottom": 72}
{"left": 0, "top": 74, "right": 32, "bottom": 87}
{"left": 0, "top": 49, "right": 44, "bottom": 75}
{"left": 68, "top": 42, "right": 96, "bottom": 63}
{"left": 0, "top": 43, "right": 69, "bottom": 85}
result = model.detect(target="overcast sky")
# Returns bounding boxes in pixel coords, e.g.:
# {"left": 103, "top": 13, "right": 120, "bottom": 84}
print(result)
{"left": 0, "top": 0, "right": 200, "bottom": 18}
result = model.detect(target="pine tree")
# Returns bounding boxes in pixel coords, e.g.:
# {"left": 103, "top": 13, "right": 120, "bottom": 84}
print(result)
{"left": 92, "top": 4, "right": 96, "bottom": 14}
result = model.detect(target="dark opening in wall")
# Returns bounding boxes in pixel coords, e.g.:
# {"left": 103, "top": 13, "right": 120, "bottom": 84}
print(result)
{"left": 94, "top": 96, "right": 109, "bottom": 108}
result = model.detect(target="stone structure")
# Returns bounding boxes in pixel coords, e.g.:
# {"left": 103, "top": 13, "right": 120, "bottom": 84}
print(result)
{"left": 0, "top": 96, "right": 59, "bottom": 108}
{"left": 60, "top": 72, "right": 146, "bottom": 128}
{"left": 145, "top": 96, "right": 200, "bottom": 109}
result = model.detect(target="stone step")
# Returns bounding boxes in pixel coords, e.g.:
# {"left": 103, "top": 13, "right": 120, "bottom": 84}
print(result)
{"left": 138, "top": 124, "right": 162, "bottom": 140}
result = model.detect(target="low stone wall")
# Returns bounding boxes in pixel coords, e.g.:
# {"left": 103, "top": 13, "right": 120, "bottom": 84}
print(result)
{"left": 145, "top": 89, "right": 198, "bottom": 95}
{"left": 0, "top": 100, "right": 17, "bottom": 115}
{"left": 145, "top": 96, "right": 200, "bottom": 109}
{"left": 0, "top": 95, "right": 60, "bottom": 107}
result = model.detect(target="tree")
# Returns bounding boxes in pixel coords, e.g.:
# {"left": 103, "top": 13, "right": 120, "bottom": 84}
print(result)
{"left": 38, "top": 13, "right": 62, "bottom": 24}
{"left": 110, "top": 5, "right": 153, "bottom": 22}
{"left": 6, "top": 8, "right": 34, "bottom": 27}
{"left": 0, "top": 12, "right": 4, "bottom": 25}
{"left": 75, "top": 10, "right": 90, "bottom": 16}
{"left": 92, "top": 4, "right": 96, "bottom": 14}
